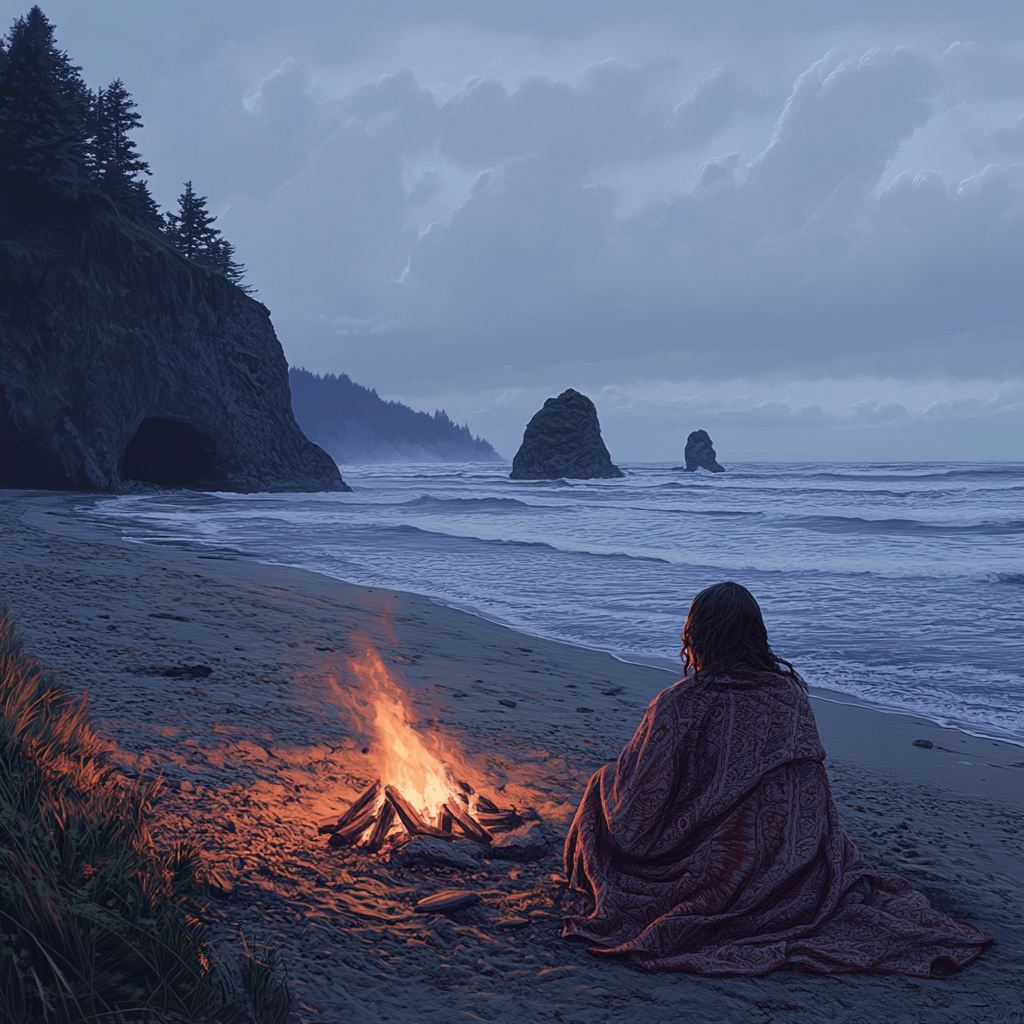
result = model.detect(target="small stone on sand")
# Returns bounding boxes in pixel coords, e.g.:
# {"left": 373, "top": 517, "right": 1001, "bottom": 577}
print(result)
{"left": 490, "top": 824, "right": 552, "bottom": 862}
{"left": 393, "top": 836, "right": 482, "bottom": 869}
{"left": 414, "top": 889, "right": 481, "bottom": 914}
{"left": 912, "top": 739, "right": 934, "bottom": 749}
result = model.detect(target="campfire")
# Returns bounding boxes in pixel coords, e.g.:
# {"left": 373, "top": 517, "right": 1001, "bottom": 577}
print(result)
{"left": 318, "top": 648, "right": 524, "bottom": 853}
{"left": 317, "top": 781, "right": 523, "bottom": 852}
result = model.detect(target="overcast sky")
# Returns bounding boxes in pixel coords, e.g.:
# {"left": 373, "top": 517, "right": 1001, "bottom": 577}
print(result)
{"left": 20, "top": 0, "right": 1024, "bottom": 460}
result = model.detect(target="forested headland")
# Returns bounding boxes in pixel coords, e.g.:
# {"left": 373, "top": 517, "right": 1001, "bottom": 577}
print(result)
{"left": 1, "top": 5, "right": 345, "bottom": 493}
{"left": 1, "top": 6, "right": 500, "bottom": 472}
{"left": 290, "top": 368, "right": 502, "bottom": 464}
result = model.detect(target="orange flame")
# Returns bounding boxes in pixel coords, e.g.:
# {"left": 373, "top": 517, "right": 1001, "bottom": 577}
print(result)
{"left": 340, "top": 648, "right": 459, "bottom": 821}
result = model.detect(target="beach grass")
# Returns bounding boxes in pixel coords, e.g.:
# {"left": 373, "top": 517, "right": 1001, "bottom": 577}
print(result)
{"left": 0, "top": 611, "right": 291, "bottom": 1023}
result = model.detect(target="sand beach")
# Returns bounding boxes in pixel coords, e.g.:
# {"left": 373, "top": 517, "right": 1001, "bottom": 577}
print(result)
{"left": 1, "top": 489, "right": 1021, "bottom": 1024}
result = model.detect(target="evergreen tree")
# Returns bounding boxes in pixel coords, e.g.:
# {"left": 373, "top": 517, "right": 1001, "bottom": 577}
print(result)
{"left": 91, "top": 80, "right": 147, "bottom": 192}
{"left": 88, "top": 77, "right": 161, "bottom": 225}
{"left": 0, "top": 7, "right": 249, "bottom": 285}
{"left": 165, "top": 180, "right": 217, "bottom": 260}
{"left": 205, "top": 233, "right": 249, "bottom": 289}
{"left": 165, "top": 181, "right": 250, "bottom": 289}
{"left": 0, "top": 5, "right": 90, "bottom": 199}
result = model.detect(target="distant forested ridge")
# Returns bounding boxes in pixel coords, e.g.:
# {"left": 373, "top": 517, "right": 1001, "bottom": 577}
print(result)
{"left": 290, "top": 369, "right": 502, "bottom": 464}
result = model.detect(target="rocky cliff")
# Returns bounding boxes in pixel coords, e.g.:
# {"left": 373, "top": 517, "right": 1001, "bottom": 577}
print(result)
{"left": 0, "top": 199, "right": 347, "bottom": 492}
{"left": 510, "top": 389, "right": 623, "bottom": 480}
{"left": 683, "top": 429, "right": 725, "bottom": 473}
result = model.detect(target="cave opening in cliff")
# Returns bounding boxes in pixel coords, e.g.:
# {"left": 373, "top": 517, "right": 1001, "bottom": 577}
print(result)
{"left": 123, "top": 418, "right": 216, "bottom": 486}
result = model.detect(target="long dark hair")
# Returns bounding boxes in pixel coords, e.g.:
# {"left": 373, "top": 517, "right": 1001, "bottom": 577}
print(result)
{"left": 681, "top": 581, "right": 804, "bottom": 688}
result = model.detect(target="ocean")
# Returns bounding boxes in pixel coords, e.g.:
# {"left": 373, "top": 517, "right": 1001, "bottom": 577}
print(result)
{"left": 80, "top": 461, "right": 1023, "bottom": 743}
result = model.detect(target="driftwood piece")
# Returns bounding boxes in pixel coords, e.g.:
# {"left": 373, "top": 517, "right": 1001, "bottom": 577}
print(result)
{"left": 495, "top": 916, "right": 530, "bottom": 930}
{"left": 414, "top": 889, "right": 481, "bottom": 914}
{"left": 444, "top": 801, "right": 492, "bottom": 844}
{"left": 476, "top": 811, "right": 524, "bottom": 834}
{"left": 321, "top": 780, "right": 381, "bottom": 834}
{"left": 385, "top": 785, "right": 430, "bottom": 835}
{"left": 364, "top": 800, "right": 396, "bottom": 853}
{"left": 439, "top": 807, "right": 453, "bottom": 833}
{"left": 475, "top": 795, "right": 499, "bottom": 814}
{"left": 382, "top": 786, "right": 457, "bottom": 839}
{"left": 328, "top": 806, "right": 378, "bottom": 847}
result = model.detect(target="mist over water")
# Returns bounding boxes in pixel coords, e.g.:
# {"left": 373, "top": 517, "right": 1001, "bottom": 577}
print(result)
{"left": 82, "top": 462, "right": 1023, "bottom": 742}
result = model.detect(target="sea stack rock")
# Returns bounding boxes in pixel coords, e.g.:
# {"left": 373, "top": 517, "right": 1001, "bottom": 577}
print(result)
{"left": 683, "top": 430, "right": 725, "bottom": 473}
{"left": 510, "top": 389, "right": 623, "bottom": 480}
{"left": 0, "top": 201, "right": 347, "bottom": 492}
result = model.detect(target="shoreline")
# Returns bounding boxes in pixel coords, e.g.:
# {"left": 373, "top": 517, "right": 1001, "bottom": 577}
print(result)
{"left": 1, "top": 488, "right": 1021, "bottom": 1024}
{"left": 74, "top": 490, "right": 1024, "bottom": 749}
{"left": 405, "top": 596, "right": 1024, "bottom": 750}
{"left": 6, "top": 486, "right": 1023, "bottom": 803}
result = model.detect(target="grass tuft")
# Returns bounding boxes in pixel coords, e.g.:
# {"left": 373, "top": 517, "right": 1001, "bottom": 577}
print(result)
{"left": 0, "top": 611, "right": 291, "bottom": 1022}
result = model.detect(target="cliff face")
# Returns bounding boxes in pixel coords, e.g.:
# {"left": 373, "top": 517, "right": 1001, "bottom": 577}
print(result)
{"left": 0, "top": 200, "right": 347, "bottom": 492}
{"left": 510, "top": 388, "right": 623, "bottom": 480}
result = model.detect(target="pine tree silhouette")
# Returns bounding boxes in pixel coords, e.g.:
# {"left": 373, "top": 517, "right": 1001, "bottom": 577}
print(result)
{"left": 166, "top": 181, "right": 251, "bottom": 289}
{"left": 0, "top": 5, "right": 90, "bottom": 199}
{"left": 88, "top": 77, "right": 160, "bottom": 224}
{"left": 206, "top": 234, "right": 249, "bottom": 288}
{"left": 165, "top": 180, "right": 216, "bottom": 260}
{"left": 1, "top": 7, "right": 250, "bottom": 288}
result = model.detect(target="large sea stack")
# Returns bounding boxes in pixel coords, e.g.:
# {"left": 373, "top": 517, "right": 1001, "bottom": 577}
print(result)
{"left": 510, "top": 389, "right": 623, "bottom": 480}
{"left": 683, "top": 429, "right": 725, "bottom": 473}
{"left": 0, "top": 201, "right": 348, "bottom": 492}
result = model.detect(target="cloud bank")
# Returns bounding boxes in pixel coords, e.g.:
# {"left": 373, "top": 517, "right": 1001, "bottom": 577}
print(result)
{"left": 233, "top": 43, "right": 1022, "bottom": 381}
{"left": 35, "top": 1, "right": 1024, "bottom": 458}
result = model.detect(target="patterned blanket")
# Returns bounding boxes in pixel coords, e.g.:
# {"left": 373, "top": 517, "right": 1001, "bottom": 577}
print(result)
{"left": 563, "top": 671, "right": 992, "bottom": 975}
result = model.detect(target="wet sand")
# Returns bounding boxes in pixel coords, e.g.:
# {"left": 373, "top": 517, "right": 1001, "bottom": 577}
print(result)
{"left": 1, "top": 489, "right": 1021, "bottom": 1024}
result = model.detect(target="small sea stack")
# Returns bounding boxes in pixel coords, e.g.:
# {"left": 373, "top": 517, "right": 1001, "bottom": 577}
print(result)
{"left": 683, "top": 429, "right": 725, "bottom": 473}
{"left": 510, "top": 389, "right": 624, "bottom": 480}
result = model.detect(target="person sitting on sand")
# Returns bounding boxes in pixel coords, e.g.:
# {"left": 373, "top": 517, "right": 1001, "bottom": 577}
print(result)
{"left": 563, "top": 581, "right": 992, "bottom": 975}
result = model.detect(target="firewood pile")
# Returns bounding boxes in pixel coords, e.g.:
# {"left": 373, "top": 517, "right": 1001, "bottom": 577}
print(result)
{"left": 317, "top": 779, "right": 524, "bottom": 853}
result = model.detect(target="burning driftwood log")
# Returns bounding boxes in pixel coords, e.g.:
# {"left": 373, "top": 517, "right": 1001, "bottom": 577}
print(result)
{"left": 473, "top": 795, "right": 524, "bottom": 834}
{"left": 319, "top": 780, "right": 380, "bottom": 834}
{"left": 328, "top": 805, "right": 378, "bottom": 847}
{"left": 364, "top": 800, "right": 396, "bottom": 854}
{"left": 443, "top": 800, "right": 492, "bottom": 844}
{"left": 315, "top": 778, "right": 526, "bottom": 852}
{"left": 385, "top": 784, "right": 442, "bottom": 837}
{"left": 321, "top": 780, "right": 381, "bottom": 847}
